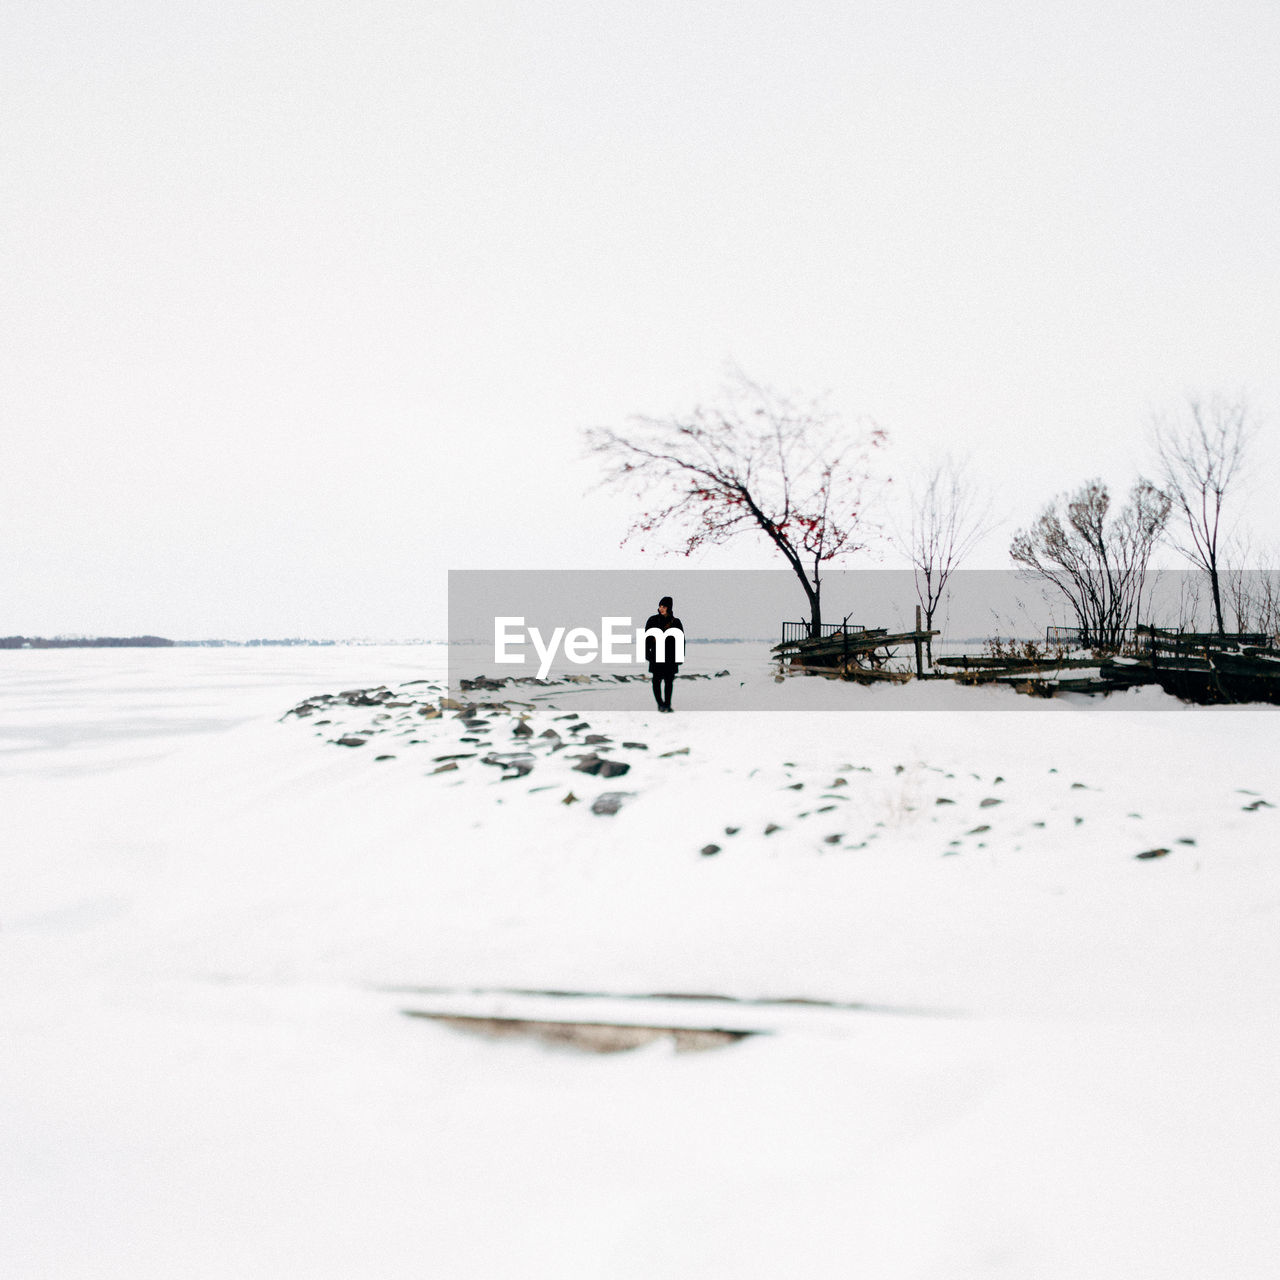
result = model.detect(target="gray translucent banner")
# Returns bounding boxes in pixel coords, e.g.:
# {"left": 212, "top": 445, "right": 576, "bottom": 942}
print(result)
{"left": 447, "top": 569, "right": 1280, "bottom": 711}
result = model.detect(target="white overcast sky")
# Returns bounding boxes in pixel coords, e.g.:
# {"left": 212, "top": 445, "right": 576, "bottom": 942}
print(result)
{"left": 4, "top": 0, "right": 1278, "bottom": 638}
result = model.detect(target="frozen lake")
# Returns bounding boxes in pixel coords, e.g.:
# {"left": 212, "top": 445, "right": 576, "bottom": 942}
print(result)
{"left": 0, "top": 644, "right": 448, "bottom": 775}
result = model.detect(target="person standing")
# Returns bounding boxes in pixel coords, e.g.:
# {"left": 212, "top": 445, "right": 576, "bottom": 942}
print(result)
{"left": 644, "top": 595, "right": 684, "bottom": 712}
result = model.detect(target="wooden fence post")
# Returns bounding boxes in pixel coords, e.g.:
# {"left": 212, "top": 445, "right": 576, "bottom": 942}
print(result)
{"left": 914, "top": 605, "right": 924, "bottom": 677}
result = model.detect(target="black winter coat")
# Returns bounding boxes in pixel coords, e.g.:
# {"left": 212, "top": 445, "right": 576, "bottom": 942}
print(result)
{"left": 643, "top": 613, "right": 684, "bottom": 672}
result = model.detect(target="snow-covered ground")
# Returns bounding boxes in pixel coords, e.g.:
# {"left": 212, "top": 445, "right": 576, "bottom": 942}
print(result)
{"left": 3, "top": 644, "right": 1279, "bottom": 1278}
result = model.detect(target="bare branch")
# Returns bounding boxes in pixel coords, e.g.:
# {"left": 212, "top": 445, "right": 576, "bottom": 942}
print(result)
{"left": 585, "top": 370, "right": 886, "bottom": 633}
{"left": 1152, "top": 393, "right": 1259, "bottom": 635}
{"left": 892, "top": 453, "right": 993, "bottom": 657}
{"left": 1010, "top": 478, "right": 1170, "bottom": 650}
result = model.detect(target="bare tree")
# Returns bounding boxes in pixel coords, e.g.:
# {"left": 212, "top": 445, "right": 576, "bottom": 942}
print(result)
{"left": 1010, "top": 478, "right": 1170, "bottom": 650}
{"left": 1153, "top": 394, "right": 1258, "bottom": 635}
{"left": 894, "top": 454, "right": 991, "bottom": 663}
{"left": 1174, "top": 572, "right": 1205, "bottom": 633}
{"left": 586, "top": 372, "right": 886, "bottom": 635}
{"left": 1224, "top": 533, "right": 1280, "bottom": 638}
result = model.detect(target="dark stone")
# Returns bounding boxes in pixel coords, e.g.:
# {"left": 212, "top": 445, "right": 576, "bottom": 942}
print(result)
{"left": 539, "top": 728, "right": 561, "bottom": 739}
{"left": 979, "top": 797, "right": 1003, "bottom": 808}
{"left": 966, "top": 824, "right": 991, "bottom": 835}
{"left": 432, "top": 762, "right": 458, "bottom": 773}
{"left": 588, "top": 788, "right": 629, "bottom": 819}
{"left": 1135, "top": 847, "right": 1171, "bottom": 860}
{"left": 460, "top": 676, "right": 509, "bottom": 691}
{"left": 572, "top": 754, "right": 604, "bottom": 775}
{"left": 700, "top": 844, "right": 720, "bottom": 856}
{"left": 374, "top": 754, "right": 396, "bottom": 761}
{"left": 764, "top": 823, "right": 781, "bottom": 835}
{"left": 335, "top": 736, "right": 368, "bottom": 747}
{"left": 936, "top": 797, "right": 955, "bottom": 806}
{"left": 584, "top": 734, "right": 611, "bottom": 745}
{"left": 512, "top": 720, "right": 533, "bottom": 738}
{"left": 724, "top": 826, "right": 740, "bottom": 835}
{"left": 481, "top": 752, "right": 534, "bottom": 778}
{"left": 622, "top": 742, "right": 647, "bottom": 750}
{"left": 591, "top": 792, "right": 630, "bottom": 816}
{"left": 598, "top": 760, "right": 630, "bottom": 779}
{"left": 344, "top": 688, "right": 392, "bottom": 706}
{"left": 824, "top": 833, "right": 843, "bottom": 845}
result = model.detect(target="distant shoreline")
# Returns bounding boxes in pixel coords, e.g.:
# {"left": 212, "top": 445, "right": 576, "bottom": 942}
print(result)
{"left": 0, "top": 636, "right": 441, "bottom": 650}
{"left": 1, "top": 635, "right": 176, "bottom": 649}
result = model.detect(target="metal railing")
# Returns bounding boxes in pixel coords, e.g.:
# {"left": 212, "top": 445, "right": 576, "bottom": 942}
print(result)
{"left": 1046, "top": 624, "right": 1273, "bottom": 655}
{"left": 1136, "top": 626, "right": 1271, "bottom": 656}
{"left": 780, "top": 620, "right": 867, "bottom": 646}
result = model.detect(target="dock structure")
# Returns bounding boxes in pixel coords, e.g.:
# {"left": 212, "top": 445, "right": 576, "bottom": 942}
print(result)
{"left": 774, "top": 611, "right": 940, "bottom": 682}
{"left": 937, "top": 626, "right": 1280, "bottom": 703}
{"left": 1098, "top": 626, "right": 1280, "bottom": 704}
{"left": 776, "top": 617, "right": 1280, "bottom": 704}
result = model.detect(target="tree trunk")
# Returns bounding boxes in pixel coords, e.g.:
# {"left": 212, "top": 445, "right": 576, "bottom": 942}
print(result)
{"left": 807, "top": 584, "right": 822, "bottom": 637}
{"left": 1210, "top": 565, "right": 1226, "bottom": 636}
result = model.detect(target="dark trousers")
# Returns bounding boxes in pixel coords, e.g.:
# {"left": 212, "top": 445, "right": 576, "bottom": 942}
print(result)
{"left": 651, "top": 668, "right": 675, "bottom": 709}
